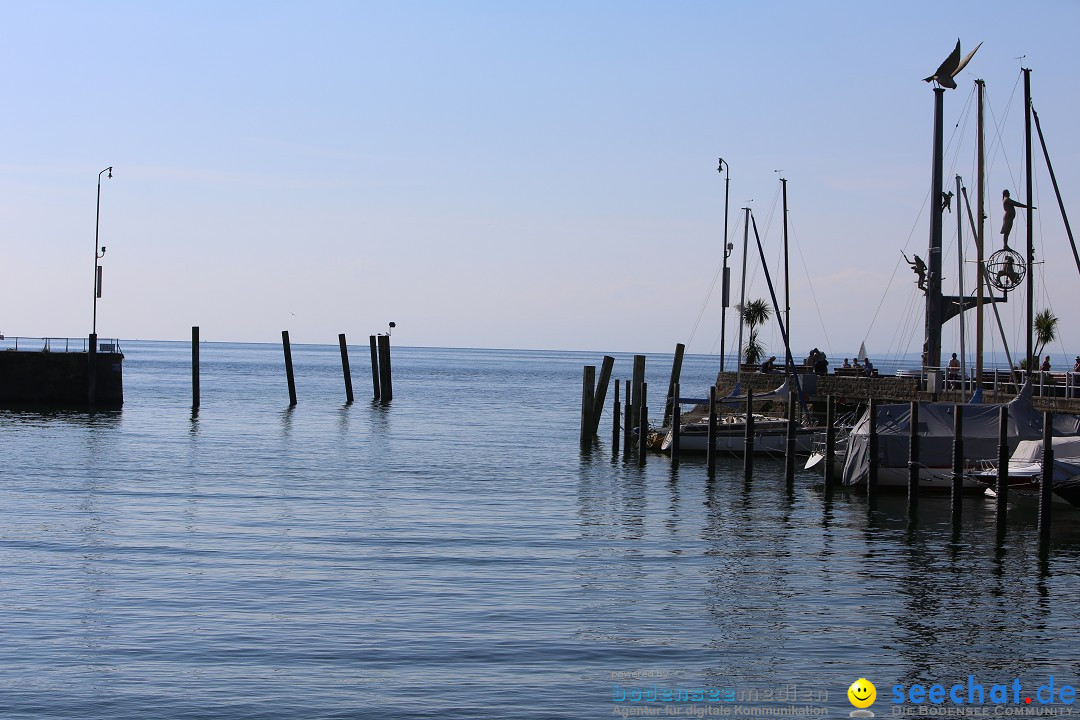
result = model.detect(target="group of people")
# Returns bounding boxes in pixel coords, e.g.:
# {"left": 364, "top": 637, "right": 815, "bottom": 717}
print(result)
{"left": 805, "top": 348, "right": 829, "bottom": 375}
{"left": 840, "top": 356, "right": 875, "bottom": 375}
{"left": 1037, "top": 356, "right": 1080, "bottom": 373}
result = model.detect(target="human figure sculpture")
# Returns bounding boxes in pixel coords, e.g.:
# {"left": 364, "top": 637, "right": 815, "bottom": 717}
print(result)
{"left": 1001, "top": 189, "right": 1034, "bottom": 247}
{"left": 902, "top": 252, "right": 928, "bottom": 292}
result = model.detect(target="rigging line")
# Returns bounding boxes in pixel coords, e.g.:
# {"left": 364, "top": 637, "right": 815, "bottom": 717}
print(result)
{"left": 786, "top": 215, "right": 832, "bottom": 357}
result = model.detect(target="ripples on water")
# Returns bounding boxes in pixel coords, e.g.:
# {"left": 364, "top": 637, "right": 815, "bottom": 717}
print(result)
{"left": 1, "top": 342, "right": 1078, "bottom": 719}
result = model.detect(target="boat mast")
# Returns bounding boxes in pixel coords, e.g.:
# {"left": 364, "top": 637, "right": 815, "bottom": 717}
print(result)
{"left": 924, "top": 87, "right": 946, "bottom": 374}
{"left": 735, "top": 207, "right": 750, "bottom": 390}
{"left": 718, "top": 159, "right": 732, "bottom": 372}
{"left": 781, "top": 177, "right": 790, "bottom": 354}
{"left": 976, "top": 79, "right": 985, "bottom": 388}
{"left": 1024, "top": 68, "right": 1034, "bottom": 370}
{"left": 956, "top": 175, "right": 966, "bottom": 390}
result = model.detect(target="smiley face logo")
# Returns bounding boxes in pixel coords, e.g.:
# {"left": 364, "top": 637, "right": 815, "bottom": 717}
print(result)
{"left": 848, "top": 678, "right": 876, "bottom": 709}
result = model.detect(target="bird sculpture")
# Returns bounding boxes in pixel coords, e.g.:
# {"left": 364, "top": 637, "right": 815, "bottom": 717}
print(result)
{"left": 923, "top": 39, "right": 982, "bottom": 89}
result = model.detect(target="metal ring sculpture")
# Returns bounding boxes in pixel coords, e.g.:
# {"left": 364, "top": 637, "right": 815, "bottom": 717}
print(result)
{"left": 986, "top": 247, "right": 1026, "bottom": 293}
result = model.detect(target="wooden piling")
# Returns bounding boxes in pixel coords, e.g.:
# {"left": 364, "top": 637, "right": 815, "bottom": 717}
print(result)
{"left": 591, "top": 356, "right": 615, "bottom": 436}
{"left": 377, "top": 334, "right": 393, "bottom": 402}
{"left": 707, "top": 386, "right": 718, "bottom": 476}
{"left": 824, "top": 395, "right": 836, "bottom": 490}
{"left": 951, "top": 404, "right": 964, "bottom": 526}
{"left": 743, "top": 388, "right": 754, "bottom": 482}
{"left": 339, "top": 333, "right": 354, "bottom": 404}
{"left": 908, "top": 401, "right": 920, "bottom": 519}
{"left": 623, "top": 380, "right": 633, "bottom": 459}
{"left": 637, "top": 382, "right": 648, "bottom": 466}
{"left": 867, "top": 398, "right": 879, "bottom": 506}
{"left": 785, "top": 393, "right": 796, "bottom": 485}
{"left": 192, "top": 326, "right": 200, "bottom": 410}
{"left": 670, "top": 382, "right": 680, "bottom": 465}
{"left": 631, "top": 355, "right": 646, "bottom": 428}
{"left": 996, "top": 405, "right": 1009, "bottom": 526}
{"left": 612, "top": 379, "right": 621, "bottom": 454}
{"left": 580, "top": 365, "right": 595, "bottom": 445}
{"left": 282, "top": 330, "right": 297, "bottom": 406}
{"left": 369, "top": 335, "right": 381, "bottom": 400}
{"left": 1038, "top": 411, "right": 1053, "bottom": 557}
{"left": 663, "top": 343, "right": 685, "bottom": 427}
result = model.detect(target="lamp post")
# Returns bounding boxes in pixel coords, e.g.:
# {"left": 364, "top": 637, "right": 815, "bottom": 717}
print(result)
{"left": 92, "top": 166, "right": 112, "bottom": 344}
{"left": 718, "top": 158, "right": 732, "bottom": 371}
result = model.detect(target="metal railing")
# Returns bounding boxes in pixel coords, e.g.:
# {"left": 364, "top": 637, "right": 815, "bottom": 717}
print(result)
{"left": 0, "top": 336, "right": 123, "bottom": 354}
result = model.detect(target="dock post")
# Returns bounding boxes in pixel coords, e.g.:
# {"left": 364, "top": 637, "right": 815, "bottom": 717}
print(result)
{"left": 908, "top": 401, "right": 920, "bottom": 519}
{"left": 670, "top": 382, "right": 680, "bottom": 466}
{"left": 282, "top": 330, "right": 297, "bottom": 406}
{"left": 612, "top": 379, "right": 621, "bottom": 455}
{"left": 996, "top": 405, "right": 1009, "bottom": 531}
{"left": 637, "top": 382, "right": 648, "bottom": 466}
{"left": 377, "top": 334, "right": 393, "bottom": 402}
{"left": 824, "top": 395, "right": 836, "bottom": 491}
{"left": 951, "top": 404, "right": 964, "bottom": 528}
{"left": 867, "top": 398, "right": 879, "bottom": 507}
{"left": 192, "top": 326, "right": 200, "bottom": 410}
{"left": 88, "top": 333, "right": 98, "bottom": 405}
{"left": 631, "top": 355, "right": 646, "bottom": 429}
{"left": 663, "top": 343, "right": 685, "bottom": 427}
{"left": 623, "top": 380, "right": 633, "bottom": 459}
{"left": 591, "top": 356, "right": 615, "bottom": 436}
{"left": 1038, "top": 411, "right": 1054, "bottom": 558}
{"left": 707, "top": 386, "right": 718, "bottom": 477}
{"left": 580, "top": 365, "right": 595, "bottom": 445}
{"left": 338, "top": 333, "right": 354, "bottom": 403}
{"left": 369, "top": 335, "right": 381, "bottom": 400}
{"left": 784, "top": 393, "right": 796, "bottom": 486}
{"left": 743, "top": 388, "right": 755, "bottom": 482}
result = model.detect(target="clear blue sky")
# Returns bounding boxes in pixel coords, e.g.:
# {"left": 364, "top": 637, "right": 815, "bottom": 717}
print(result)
{"left": 3, "top": 1, "right": 1078, "bottom": 366}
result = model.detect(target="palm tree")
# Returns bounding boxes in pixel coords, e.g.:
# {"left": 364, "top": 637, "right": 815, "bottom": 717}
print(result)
{"left": 736, "top": 298, "right": 772, "bottom": 366}
{"left": 1033, "top": 308, "right": 1058, "bottom": 367}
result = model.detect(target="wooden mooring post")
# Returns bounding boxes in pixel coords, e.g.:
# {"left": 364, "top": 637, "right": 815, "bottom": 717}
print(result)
{"left": 612, "top": 379, "right": 621, "bottom": 454}
{"left": 631, "top": 355, "right": 646, "bottom": 432}
{"left": 743, "top": 388, "right": 754, "bottom": 482}
{"left": 377, "top": 334, "right": 393, "bottom": 402}
{"left": 785, "top": 393, "right": 796, "bottom": 486}
{"left": 637, "top": 381, "right": 648, "bottom": 466}
{"left": 339, "top": 333, "right": 354, "bottom": 404}
{"left": 670, "top": 382, "right": 680, "bottom": 466}
{"left": 369, "top": 335, "right": 381, "bottom": 400}
{"left": 706, "top": 386, "right": 717, "bottom": 477}
{"left": 824, "top": 395, "right": 836, "bottom": 491}
{"left": 282, "top": 330, "right": 297, "bottom": 406}
{"left": 622, "top": 380, "right": 632, "bottom": 459}
{"left": 908, "top": 401, "right": 920, "bottom": 520}
{"left": 951, "top": 404, "right": 964, "bottom": 528}
{"left": 191, "top": 326, "right": 200, "bottom": 410}
{"left": 996, "top": 406, "right": 1009, "bottom": 533}
{"left": 590, "top": 356, "right": 615, "bottom": 437}
{"left": 580, "top": 365, "right": 595, "bottom": 445}
{"left": 867, "top": 398, "right": 879, "bottom": 508}
{"left": 663, "top": 343, "right": 685, "bottom": 428}
{"left": 1039, "top": 411, "right": 1054, "bottom": 558}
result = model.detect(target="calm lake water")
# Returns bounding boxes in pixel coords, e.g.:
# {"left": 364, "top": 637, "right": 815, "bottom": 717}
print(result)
{"left": 1, "top": 342, "right": 1078, "bottom": 719}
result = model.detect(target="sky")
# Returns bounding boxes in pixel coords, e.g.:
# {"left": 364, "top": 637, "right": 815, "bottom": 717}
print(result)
{"left": 2, "top": 0, "right": 1079, "bottom": 365}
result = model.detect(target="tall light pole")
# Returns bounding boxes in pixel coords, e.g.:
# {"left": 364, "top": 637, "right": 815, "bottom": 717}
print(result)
{"left": 718, "top": 158, "right": 732, "bottom": 371}
{"left": 92, "top": 166, "right": 112, "bottom": 344}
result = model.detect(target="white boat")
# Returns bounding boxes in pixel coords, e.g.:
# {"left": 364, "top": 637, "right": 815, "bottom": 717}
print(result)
{"left": 970, "top": 436, "right": 1080, "bottom": 507}
{"left": 662, "top": 412, "right": 815, "bottom": 455}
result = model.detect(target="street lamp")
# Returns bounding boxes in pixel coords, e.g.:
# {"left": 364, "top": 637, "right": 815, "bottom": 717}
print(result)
{"left": 92, "top": 166, "right": 112, "bottom": 345}
{"left": 717, "top": 158, "right": 732, "bottom": 372}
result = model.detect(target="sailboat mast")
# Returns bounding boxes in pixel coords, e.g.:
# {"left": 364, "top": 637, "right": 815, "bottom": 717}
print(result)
{"left": 781, "top": 177, "right": 790, "bottom": 342}
{"left": 957, "top": 175, "right": 966, "bottom": 389}
{"left": 735, "top": 207, "right": 750, "bottom": 388}
{"left": 1024, "top": 68, "right": 1034, "bottom": 370}
{"left": 718, "top": 159, "right": 732, "bottom": 372}
{"left": 976, "top": 79, "right": 985, "bottom": 387}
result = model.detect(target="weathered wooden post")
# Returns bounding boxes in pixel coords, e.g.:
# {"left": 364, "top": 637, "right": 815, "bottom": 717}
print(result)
{"left": 377, "top": 334, "right": 393, "bottom": 402}
{"left": 663, "top": 343, "right": 685, "bottom": 428}
{"left": 743, "top": 388, "right": 755, "bottom": 482}
{"left": 996, "top": 405, "right": 1009, "bottom": 530}
{"left": 590, "top": 356, "right": 615, "bottom": 436}
{"left": 282, "top": 330, "right": 297, "bottom": 406}
{"left": 908, "top": 401, "right": 920, "bottom": 519}
{"left": 612, "top": 379, "right": 621, "bottom": 455}
{"left": 951, "top": 404, "right": 964, "bottom": 527}
{"left": 192, "top": 326, "right": 200, "bottom": 410}
{"left": 623, "top": 380, "right": 633, "bottom": 459}
{"left": 631, "top": 355, "right": 646, "bottom": 429}
{"left": 785, "top": 393, "right": 797, "bottom": 486}
{"left": 580, "top": 365, "right": 595, "bottom": 445}
{"left": 824, "top": 395, "right": 837, "bottom": 490}
{"left": 369, "top": 335, "right": 381, "bottom": 400}
{"left": 1039, "top": 411, "right": 1054, "bottom": 558}
{"left": 670, "top": 382, "right": 680, "bottom": 466}
{"left": 637, "top": 382, "right": 648, "bottom": 466}
{"left": 867, "top": 398, "right": 879, "bottom": 507}
{"left": 339, "top": 333, "right": 354, "bottom": 404}
{"left": 707, "top": 386, "right": 718, "bottom": 477}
